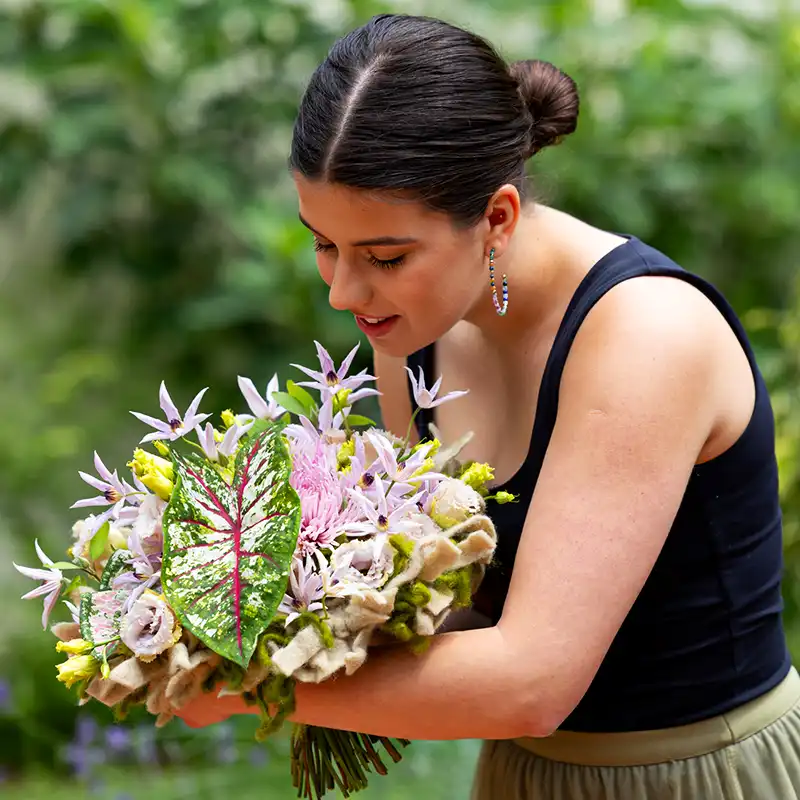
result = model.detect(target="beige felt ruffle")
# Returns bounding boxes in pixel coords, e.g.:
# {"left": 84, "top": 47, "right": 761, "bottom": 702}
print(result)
{"left": 269, "top": 514, "right": 496, "bottom": 684}
{"left": 85, "top": 630, "right": 221, "bottom": 726}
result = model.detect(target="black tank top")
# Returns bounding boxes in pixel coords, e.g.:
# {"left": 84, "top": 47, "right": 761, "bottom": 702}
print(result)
{"left": 407, "top": 235, "right": 791, "bottom": 732}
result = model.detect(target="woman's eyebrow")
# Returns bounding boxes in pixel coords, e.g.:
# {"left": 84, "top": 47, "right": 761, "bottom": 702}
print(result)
{"left": 298, "top": 214, "right": 418, "bottom": 247}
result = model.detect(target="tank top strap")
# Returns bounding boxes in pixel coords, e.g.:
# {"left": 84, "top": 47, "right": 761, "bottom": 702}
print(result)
{"left": 525, "top": 235, "right": 762, "bottom": 483}
{"left": 406, "top": 234, "right": 760, "bottom": 480}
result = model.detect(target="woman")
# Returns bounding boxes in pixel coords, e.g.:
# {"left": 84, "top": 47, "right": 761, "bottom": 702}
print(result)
{"left": 180, "top": 14, "right": 800, "bottom": 799}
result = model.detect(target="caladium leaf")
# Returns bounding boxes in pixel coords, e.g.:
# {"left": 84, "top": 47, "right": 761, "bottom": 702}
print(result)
{"left": 99, "top": 549, "right": 134, "bottom": 590}
{"left": 79, "top": 588, "right": 129, "bottom": 659}
{"left": 162, "top": 425, "right": 301, "bottom": 668}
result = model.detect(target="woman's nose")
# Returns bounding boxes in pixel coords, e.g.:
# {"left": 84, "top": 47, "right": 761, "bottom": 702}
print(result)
{"left": 327, "top": 258, "right": 372, "bottom": 312}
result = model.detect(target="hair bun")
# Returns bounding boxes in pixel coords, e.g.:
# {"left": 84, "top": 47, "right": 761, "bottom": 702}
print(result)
{"left": 509, "top": 59, "right": 579, "bottom": 158}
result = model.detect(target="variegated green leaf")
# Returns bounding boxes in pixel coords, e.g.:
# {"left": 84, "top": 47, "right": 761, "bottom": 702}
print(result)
{"left": 99, "top": 549, "right": 134, "bottom": 590}
{"left": 79, "top": 588, "right": 129, "bottom": 658}
{"left": 162, "top": 425, "right": 301, "bottom": 668}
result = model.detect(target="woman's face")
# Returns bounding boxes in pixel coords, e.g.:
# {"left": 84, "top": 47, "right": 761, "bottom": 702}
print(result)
{"left": 293, "top": 175, "right": 488, "bottom": 357}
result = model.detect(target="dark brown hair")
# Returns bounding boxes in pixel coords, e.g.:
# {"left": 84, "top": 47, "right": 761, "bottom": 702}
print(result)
{"left": 290, "top": 14, "right": 579, "bottom": 226}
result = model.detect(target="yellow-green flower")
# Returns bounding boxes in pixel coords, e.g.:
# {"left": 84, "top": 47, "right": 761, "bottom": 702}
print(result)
{"left": 337, "top": 439, "right": 355, "bottom": 472}
{"left": 57, "top": 654, "right": 100, "bottom": 688}
{"left": 220, "top": 409, "right": 237, "bottom": 430}
{"left": 459, "top": 462, "right": 495, "bottom": 495}
{"left": 332, "top": 389, "right": 352, "bottom": 416}
{"left": 494, "top": 491, "right": 517, "bottom": 505}
{"left": 153, "top": 440, "right": 171, "bottom": 458}
{"left": 56, "top": 638, "right": 94, "bottom": 656}
{"left": 128, "top": 449, "right": 174, "bottom": 501}
{"left": 409, "top": 457, "right": 436, "bottom": 486}
{"left": 412, "top": 438, "right": 441, "bottom": 458}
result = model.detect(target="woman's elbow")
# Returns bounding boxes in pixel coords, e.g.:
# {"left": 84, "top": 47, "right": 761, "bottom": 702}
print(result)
{"left": 503, "top": 668, "right": 587, "bottom": 739}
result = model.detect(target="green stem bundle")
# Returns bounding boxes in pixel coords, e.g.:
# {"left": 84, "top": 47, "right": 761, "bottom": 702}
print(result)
{"left": 291, "top": 725, "right": 410, "bottom": 800}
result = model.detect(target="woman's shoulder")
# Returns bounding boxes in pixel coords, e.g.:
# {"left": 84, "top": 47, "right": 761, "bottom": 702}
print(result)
{"left": 561, "top": 251, "right": 756, "bottom": 464}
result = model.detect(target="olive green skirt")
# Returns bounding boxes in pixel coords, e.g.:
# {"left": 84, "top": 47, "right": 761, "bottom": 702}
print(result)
{"left": 471, "top": 667, "right": 800, "bottom": 799}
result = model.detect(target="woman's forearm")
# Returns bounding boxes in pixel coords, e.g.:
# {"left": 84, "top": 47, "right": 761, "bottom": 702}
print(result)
{"left": 229, "top": 626, "right": 545, "bottom": 740}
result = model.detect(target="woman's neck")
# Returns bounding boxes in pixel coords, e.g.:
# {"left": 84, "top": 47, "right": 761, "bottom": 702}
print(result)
{"left": 463, "top": 205, "right": 629, "bottom": 352}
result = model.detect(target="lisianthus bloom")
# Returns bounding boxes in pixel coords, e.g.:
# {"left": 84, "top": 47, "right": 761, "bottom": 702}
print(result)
{"left": 119, "top": 591, "right": 181, "bottom": 662}
{"left": 56, "top": 638, "right": 94, "bottom": 656}
{"left": 128, "top": 449, "right": 174, "bottom": 501}
{"left": 429, "top": 478, "right": 484, "bottom": 528}
{"left": 57, "top": 654, "right": 100, "bottom": 688}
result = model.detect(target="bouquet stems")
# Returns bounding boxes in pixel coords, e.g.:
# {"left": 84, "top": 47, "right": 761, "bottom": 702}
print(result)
{"left": 291, "top": 724, "right": 410, "bottom": 800}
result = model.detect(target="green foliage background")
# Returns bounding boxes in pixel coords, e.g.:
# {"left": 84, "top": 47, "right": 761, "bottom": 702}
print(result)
{"left": 1, "top": 0, "right": 798, "bottom": 797}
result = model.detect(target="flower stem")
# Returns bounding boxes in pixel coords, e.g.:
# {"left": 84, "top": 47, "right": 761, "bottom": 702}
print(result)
{"left": 291, "top": 725, "right": 411, "bottom": 800}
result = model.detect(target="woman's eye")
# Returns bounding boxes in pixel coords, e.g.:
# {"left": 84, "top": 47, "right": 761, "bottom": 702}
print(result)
{"left": 367, "top": 253, "right": 406, "bottom": 270}
{"left": 313, "top": 239, "right": 336, "bottom": 253}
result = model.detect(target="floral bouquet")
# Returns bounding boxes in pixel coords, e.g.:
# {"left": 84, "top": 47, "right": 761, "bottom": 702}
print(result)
{"left": 14, "top": 342, "right": 508, "bottom": 799}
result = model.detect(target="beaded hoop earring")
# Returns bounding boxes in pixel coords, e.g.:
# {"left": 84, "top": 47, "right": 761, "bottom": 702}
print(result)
{"left": 488, "top": 248, "right": 508, "bottom": 316}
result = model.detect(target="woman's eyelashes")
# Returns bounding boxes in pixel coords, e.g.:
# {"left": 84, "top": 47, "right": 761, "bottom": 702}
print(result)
{"left": 367, "top": 253, "right": 406, "bottom": 270}
{"left": 313, "top": 239, "right": 406, "bottom": 270}
{"left": 313, "top": 239, "right": 336, "bottom": 254}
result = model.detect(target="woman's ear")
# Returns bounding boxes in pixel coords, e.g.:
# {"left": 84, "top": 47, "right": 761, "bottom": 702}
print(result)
{"left": 483, "top": 184, "right": 521, "bottom": 258}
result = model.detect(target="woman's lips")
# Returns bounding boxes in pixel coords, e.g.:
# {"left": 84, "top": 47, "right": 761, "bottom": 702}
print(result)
{"left": 354, "top": 315, "right": 400, "bottom": 338}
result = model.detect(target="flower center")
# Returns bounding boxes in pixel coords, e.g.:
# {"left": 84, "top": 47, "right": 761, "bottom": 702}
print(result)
{"left": 325, "top": 371, "right": 339, "bottom": 386}
{"left": 360, "top": 472, "right": 374, "bottom": 488}
{"left": 377, "top": 514, "right": 389, "bottom": 531}
{"left": 169, "top": 417, "right": 182, "bottom": 432}
{"left": 104, "top": 488, "right": 122, "bottom": 503}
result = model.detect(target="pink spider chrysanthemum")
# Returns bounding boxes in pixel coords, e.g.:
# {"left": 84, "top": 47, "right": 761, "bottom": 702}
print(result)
{"left": 289, "top": 443, "right": 371, "bottom": 558}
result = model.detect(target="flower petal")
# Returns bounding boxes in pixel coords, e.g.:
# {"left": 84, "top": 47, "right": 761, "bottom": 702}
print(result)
{"left": 93, "top": 452, "right": 117, "bottom": 486}
{"left": 42, "top": 588, "right": 61, "bottom": 630}
{"left": 346, "top": 388, "right": 381, "bottom": 404}
{"left": 314, "top": 341, "right": 336, "bottom": 377}
{"left": 266, "top": 374, "right": 281, "bottom": 400}
{"left": 291, "top": 363, "right": 325, "bottom": 383}
{"left": 338, "top": 343, "right": 360, "bottom": 380}
{"left": 34, "top": 539, "right": 54, "bottom": 567}
{"left": 71, "top": 497, "right": 111, "bottom": 509}
{"left": 20, "top": 582, "right": 54, "bottom": 599}
{"left": 130, "top": 411, "right": 171, "bottom": 431}
{"left": 159, "top": 381, "right": 182, "bottom": 423}
{"left": 237, "top": 376, "right": 270, "bottom": 419}
{"left": 140, "top": 431, "right": 171, "bottom": 444}
{"left": 427, "top": 390, "right": 469, "bottom": 409}
{"left": 13, "top": 562, "right": 53, "bottom": 582}
{"left": 78, "top": 471, "right": 110, "bottom": 493}
{"left": 218, "top": 424, "right": 245, "bottom": 457}
{"left": 404, "top": 366, "right": 421, "bottom": 398}
{"left": 184, "top": 387, "right": 209, "bottom": 423}
{"left": 196, "top": 423, "right": 218, "bottom": 461}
